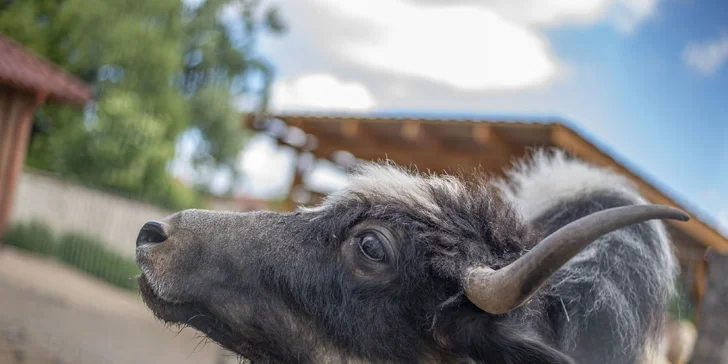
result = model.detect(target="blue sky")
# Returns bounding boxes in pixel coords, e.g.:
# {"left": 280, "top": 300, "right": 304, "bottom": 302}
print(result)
{"left": 538, "top": 0, "right": 728, "bottom": 231}
{"left": 181, "top": 0, "right": 728, "bottom": 234}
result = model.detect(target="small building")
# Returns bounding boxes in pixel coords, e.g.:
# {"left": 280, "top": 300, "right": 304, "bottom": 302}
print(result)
{"left": 248, "top": 112, "right": 728, "bottom": 326}
{"left": 0, "top": 33, "right": 92, "bottom": 239}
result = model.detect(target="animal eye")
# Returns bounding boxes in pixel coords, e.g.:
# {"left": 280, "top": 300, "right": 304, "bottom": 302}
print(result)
{"left": 358, "top": 233, "right": 386, "bottom": 262}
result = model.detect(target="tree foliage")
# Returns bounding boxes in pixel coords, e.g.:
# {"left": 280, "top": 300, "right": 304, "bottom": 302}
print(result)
{"left": 0, "top": 0, "right": 285, "bottom": 209}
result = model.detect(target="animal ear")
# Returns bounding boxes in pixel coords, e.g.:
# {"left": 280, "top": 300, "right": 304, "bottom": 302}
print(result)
{"left": 437, "top": 306, "right": 575, "bottom": 364}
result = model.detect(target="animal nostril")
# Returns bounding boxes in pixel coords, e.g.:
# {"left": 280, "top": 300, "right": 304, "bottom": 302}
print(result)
{"left": 136, "top": 221, "right": 168, "bottom": 247}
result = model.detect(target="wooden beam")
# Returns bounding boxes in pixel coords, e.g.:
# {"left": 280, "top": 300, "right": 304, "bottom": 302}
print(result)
{"left": 471, "top": 123, "right": 513, "bottom": 157}
{"left": 401, "top": 119, "right": 420, "bottom": 141}
{"left": 400, "top": 121, "right": 450, "bottom": 151}
{"left": 263, "top": 119, "right": 494, "bottom": 175}
{"left": 335, "top": 118, "right": 446, "bottom": 151}
{"left": 286, "top": 116, "right": 304, "bottom": 129}
{"left": 551, "top": 124, "right": 728, "bottom": 253}
{"left": 303, "top": 119, "right": 507, "bottom": 161}
{"left": 340, "top": 119, "right": 359, "bottom": 138}
{"left": 280, "top": 115, "right": 524, "bottom": 153}
{"left": 311, "top": 140, "right": 453, "bottom": 162}
{"left": 277, "top": 115, "right": 547, "bottom": 132}
{"left": 472, "top": 123, "right": 490, "bottom": 145}
{"left": 302, "top": 120, "right": 380, "bottom": 149}
{"left": 282, "top": 166, "right": 306, "bottom": 212}
{"left": 301, "top": 119, "right": 522, "bottom": 177}
{"left": 312, "top": 142, "right": 506, "bottom": 175}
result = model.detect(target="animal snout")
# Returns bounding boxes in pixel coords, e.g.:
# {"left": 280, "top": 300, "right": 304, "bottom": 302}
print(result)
{"left": 136, "top": 221, "right": 169, "bottom": 247}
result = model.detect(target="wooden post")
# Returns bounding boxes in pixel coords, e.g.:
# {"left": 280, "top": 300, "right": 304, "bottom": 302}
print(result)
{"left": 690, "top": 250, "right": 728, "bottom": 364}
{"left": 692, "top": 257, "right": 708, "bottom": 323}
{"left": 0, "top": 89, "right": 44, "bottom": 240}
{"left": 0, "top": 87, "right": 24, "bottom": 192}
{"left": 282, "top": 163, "right": 306, "bottom": 212}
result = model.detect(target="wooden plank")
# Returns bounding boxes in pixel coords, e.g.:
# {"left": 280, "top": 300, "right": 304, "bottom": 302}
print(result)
{"left": 0, "top": 90, "right": 40, "bottom": 238}
{"left": 0, "top": 87, "right": 12, "bottom": 196}
{"left": 551, "top": 124, "right": 728, "bottom": 253}
{"left": 471, "top": 123, "right": 513, "bottom": 157}
{"left": 278, "top": 115, "right": 544, "bottom": 157}
{"left": 472, "top": 123, "right": 490, "bottom": 145}
{"left": 340, "top": 119, "right": 359, "bottom": 138}
{"left": 282, "top": 168, "right": 306, "bottom": 212}
{"left": 400, "top": 119, "right": 420, "bottom": 141}
{"left": 692, "top": 257, "right": 708, "bottom": 323}
{"left": 691, "top": 250, "right": 728, "bottom": 364}
{"left": 0, "top": 89, "right": 24, "bottom": 192}
{"left": 397, "top": 120, "right": 448, "bottom": 151}
{"left": 277, "top": 114, "right": 549, "bottom": 131}
{"left": 312, "top": 141, "right": 505, "bottom": 171}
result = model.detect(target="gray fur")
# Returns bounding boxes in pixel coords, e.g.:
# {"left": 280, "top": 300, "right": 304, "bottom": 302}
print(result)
{"left": 136, "top": 148, "right": 677, "bottom": 364}
{"left": 496, "top": 149, "right": 678, "bottom": 362}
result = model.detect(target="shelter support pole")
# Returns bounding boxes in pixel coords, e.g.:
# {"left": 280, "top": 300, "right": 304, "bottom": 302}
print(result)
{"left": 690, "top": 250, "right": 728, "bottom": 364}
{"left": 692, "top": 257, "right": 708, "bottom": 323}
{"left": 283, "top": 171, "right": 305, "bottom": 212}
{"left": 0, "top": 88, "right": 45, "bottom": 241}
{"left": 0, "top": 86, "right": 23, "bottom": 193}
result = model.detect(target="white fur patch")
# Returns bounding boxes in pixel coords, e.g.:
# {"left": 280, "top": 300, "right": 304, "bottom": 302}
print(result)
{"left": 305, "top": 161, "right": 466, "bottom": 219}
{"left": 495, "top": 148, "right": 677, "bottom": 276}
{"left": 495, "top": 148, "right": 645, "bottom": 221}
{"left": 496, "top": 148, "right": 679, "bottom": 358}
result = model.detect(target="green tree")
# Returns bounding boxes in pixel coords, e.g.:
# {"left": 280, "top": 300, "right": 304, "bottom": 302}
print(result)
{"left": 0, "top": 0, "right": 285, "bottom": 209}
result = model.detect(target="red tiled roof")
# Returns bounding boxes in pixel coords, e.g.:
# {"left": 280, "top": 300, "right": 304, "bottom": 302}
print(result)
{"left": 0, "top": 33, "right": 91, "bottom": 105}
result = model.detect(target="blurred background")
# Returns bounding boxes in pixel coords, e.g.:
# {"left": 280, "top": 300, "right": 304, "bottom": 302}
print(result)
{"left": 1, "top": 0, "right": 727, "bottom": 363}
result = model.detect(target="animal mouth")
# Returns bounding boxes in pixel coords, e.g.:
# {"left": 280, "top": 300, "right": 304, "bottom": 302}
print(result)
{"left": 136, "top": 275, "right": 244, "bottom": 356}
{"left": 137, "top": 276, "right": 295, "bottom": 363}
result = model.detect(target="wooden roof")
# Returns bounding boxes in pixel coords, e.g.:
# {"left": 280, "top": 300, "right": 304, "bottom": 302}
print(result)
{"left": 249, "top": 113, "right": 728, "bottom": 255}
{"left": 0, "top": 33, "right": 91, "bottom": 105}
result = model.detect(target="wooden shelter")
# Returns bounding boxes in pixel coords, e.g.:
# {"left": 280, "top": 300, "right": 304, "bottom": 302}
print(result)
{"left": 248, "top": 112, "right": 728, "bottom": 318}
{"left": 0, "top": 33, "right": 92, "bottom": 239}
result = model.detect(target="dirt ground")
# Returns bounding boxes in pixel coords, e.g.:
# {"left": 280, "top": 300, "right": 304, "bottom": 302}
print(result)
{"left": 0, "top": 246, "right": 239, "bottom": 364}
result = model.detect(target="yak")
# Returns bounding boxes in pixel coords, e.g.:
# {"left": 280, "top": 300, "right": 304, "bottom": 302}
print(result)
{"left": 135, "top": 149, "right": 688, "bottom": 364}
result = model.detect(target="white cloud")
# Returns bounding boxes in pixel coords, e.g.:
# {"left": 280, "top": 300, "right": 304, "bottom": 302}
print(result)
{"left": 682, "top": 33, "right": 728, "bottom": 76}
{"left": 611, "top": 0, "right": 659, "bottom": 33}
{"left": 308, "top": 0, "right": 557, "bottom": 91}
{"left": 270, "top": 73, "right": 376, "bottom": 112}
{"left": 484, "top": 0, "right": 608, "bottom": 27}
{"left": 271, "top": 0, "right": 661, "bottom": 92}
{"left": 421, "top": 0, "right": 657, "bottom": 31}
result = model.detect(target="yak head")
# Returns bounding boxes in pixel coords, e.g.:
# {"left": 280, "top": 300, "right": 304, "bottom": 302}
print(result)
{"left": 135, "top": 162, "right": 686, "bottom": 364}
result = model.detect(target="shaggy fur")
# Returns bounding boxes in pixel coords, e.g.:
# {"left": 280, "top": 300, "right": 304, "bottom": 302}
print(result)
{"left": 496, "top": 149, "right": 678, "bottom": 363}
{"left": 136, "top": 148, "right": 678, "bottom": 364}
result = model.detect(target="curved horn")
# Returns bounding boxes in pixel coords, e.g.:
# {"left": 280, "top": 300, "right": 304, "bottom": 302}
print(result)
{"left": 464, "top": 204, "right": 689, "bottom": 314}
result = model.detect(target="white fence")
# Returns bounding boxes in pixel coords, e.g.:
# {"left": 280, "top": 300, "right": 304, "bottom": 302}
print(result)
{"left": 10, "top": 170, "right": 173, "bottom": 258}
